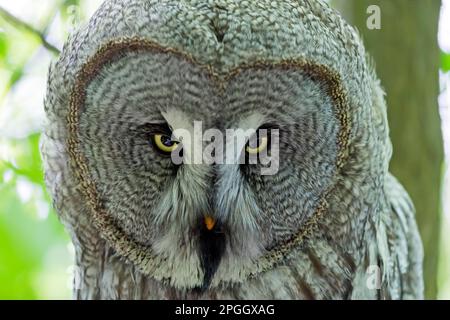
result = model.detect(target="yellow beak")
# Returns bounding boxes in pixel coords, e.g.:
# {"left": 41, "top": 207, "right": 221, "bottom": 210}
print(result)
{"left": 204, "top": 215, "right": 216, "bottom": 231}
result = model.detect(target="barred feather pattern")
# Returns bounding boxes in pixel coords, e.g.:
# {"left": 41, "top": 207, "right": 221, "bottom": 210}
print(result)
{"left": 41, "top": 0, "right": 424, "bottom": 299}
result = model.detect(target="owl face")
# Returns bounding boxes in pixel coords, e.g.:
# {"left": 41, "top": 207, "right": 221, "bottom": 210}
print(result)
{"left": 71, "top": 39, "right": 343, "bottom": 289}
{"left": 43, "top": 0, "right": 377, "bottom": 292}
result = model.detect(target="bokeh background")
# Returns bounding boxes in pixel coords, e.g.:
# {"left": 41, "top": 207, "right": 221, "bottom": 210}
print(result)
{"left": 0, "top": 0, "right": 449, "bottom": 299}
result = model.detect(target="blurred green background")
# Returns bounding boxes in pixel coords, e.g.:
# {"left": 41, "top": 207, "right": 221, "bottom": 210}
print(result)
{"left": 0, "top": 0, "right": 103, "bottom": 299}
{"left": 0, "top": 0, "right": 449, "bottom": 299}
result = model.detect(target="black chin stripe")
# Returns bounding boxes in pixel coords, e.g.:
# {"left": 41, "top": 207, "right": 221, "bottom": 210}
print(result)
{"left": 196, "top": 223, "right": 226, "bottom": 291}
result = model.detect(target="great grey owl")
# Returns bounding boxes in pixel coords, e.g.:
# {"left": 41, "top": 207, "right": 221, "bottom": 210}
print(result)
{"left": 41, "top": 0, "right": 424, "bottom": 299}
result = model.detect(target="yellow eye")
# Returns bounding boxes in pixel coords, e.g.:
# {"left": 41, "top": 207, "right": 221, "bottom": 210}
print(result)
{"left": 246, "top": 136, "right": 268, "bottom": 154}
{"left": 153, "top": 134, "right": 179, "bottom": 153}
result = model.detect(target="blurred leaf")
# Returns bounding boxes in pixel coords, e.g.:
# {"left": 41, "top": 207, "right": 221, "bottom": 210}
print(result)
{"left": 442, "top": 52, "right": 450, "bottom": 72}
{"left": 0, "top": 32, "right": 8, "bottom": 59}
{"left": 0, "top": 23, "right": 41, "bottom": 99}
{"left": 0, "top": 181, "right": 69, "bottom": 299}
{"left": 4, "top": 134, "right": 44, "bottom": 184}
{"left": 8, "top": 67, "right": 24, "bottom": 88}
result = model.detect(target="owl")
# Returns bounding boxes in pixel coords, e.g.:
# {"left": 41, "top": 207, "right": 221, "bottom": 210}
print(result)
{"left": 41, "top": 0, "right": 424, "bottom": 299}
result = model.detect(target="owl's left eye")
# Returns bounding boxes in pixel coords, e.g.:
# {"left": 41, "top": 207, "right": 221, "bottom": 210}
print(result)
{"left": 152, "top": 134, "right": 179, "bottom": 154}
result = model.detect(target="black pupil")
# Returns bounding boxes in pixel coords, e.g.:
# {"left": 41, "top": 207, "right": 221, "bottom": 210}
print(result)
{"left": 161, "top": 135, "right": 175, "bottom": 147}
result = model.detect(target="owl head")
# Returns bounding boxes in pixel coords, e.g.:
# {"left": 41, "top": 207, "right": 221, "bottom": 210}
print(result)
{"left": 42, "top": 0, "right": 391, "bottom": 291}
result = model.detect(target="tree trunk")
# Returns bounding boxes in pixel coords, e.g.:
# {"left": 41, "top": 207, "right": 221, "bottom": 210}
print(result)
{"left": 332, "top": 0, "right": 443, "bottom": 299}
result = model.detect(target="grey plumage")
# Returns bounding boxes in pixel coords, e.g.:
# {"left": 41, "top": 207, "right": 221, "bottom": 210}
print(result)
{"left": 41, "top": 0, "right": 423, "bottom": 299}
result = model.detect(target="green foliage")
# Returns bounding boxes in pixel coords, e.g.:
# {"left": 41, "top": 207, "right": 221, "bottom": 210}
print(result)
{"left": 0, "top": 32, "right": 8, "bottom": 58}
{"left": 0, "top": 135, "right": 71, "bottom": 299}
{"left": 0, "top": 17, "right": 41, "bottom": 98}
{"left": 442, "top": 51, "right": 450, "bottom": 72}
{"left": 0, "top": 1, "right": 76, "bottom": 299}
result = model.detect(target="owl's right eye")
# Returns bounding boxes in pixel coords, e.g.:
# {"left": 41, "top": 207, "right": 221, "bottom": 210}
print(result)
{"left": 152, "top": 134, "right": 180, "bottom": 154}
{"left": 246, "top": 136, "right": 269, "bottom": 155}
